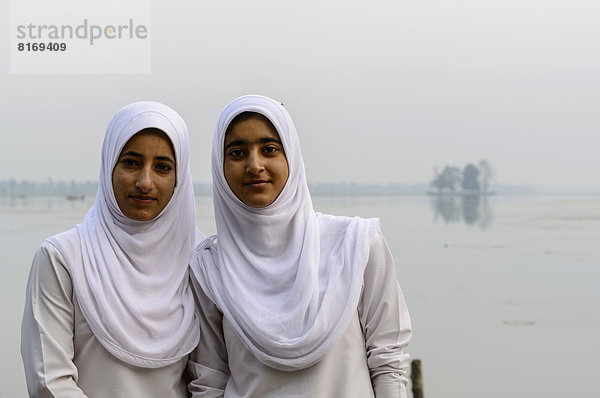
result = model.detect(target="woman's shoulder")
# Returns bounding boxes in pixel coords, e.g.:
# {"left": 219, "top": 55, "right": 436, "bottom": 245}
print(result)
{"left": 44, "top": 226, "right": 80, "bottom": 253}
{"left": 34, "top": 227, "right": 81, "bottom": 273}
{"left": 316, "top": 212, "right": 382, "bottom": 240}
{"left": 30, "top": 228, "right": 79, "bottom": 290}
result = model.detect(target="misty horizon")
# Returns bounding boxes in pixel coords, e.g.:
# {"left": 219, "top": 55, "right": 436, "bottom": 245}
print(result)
{"left": 3, "top": 178, "right": 599, "bottom": 196}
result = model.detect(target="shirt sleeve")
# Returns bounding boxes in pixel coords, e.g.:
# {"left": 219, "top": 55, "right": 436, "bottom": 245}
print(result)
{"left": 358, "top": 231, "right": 412, "bottom": 398}
{"left": 187, "top": 281, "right": 230, "bottom": 398}
{"left": 21, "top": 243, "right": 89, "bottom": 398}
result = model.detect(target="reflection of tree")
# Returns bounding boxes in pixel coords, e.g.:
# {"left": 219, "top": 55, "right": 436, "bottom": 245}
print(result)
{"left": 431, "top": 194, "right": 493, "bottom": 229}
{"left": 462, "top": 195, "right": 480, "bottom": 225}
{"left": 431, "top": 195, "right": 461, "bottom": 224}
{"left": 478, "top": 196, "right": 493, "bottom": 229}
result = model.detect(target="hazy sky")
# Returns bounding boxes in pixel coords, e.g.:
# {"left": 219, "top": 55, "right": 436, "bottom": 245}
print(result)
{"left": 2, "top": 0, "right": 599, "bottom": 190}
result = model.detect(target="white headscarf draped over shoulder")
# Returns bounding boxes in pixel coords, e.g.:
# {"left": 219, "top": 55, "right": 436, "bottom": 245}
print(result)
{"left": 192, "top": 95, "right": 380, "bottom": 371}
{"left": 48, "top": 101, "right": 202, "bottom": 368}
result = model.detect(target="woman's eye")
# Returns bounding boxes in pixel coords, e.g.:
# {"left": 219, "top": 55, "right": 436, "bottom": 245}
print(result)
{"left": 229, "top": 149, "right": 244, "bottom": 157}
{"left": 122, "top": 159, "right": 139, "bottom": 167}
{"left": 156, "top": 163, "right": 173, "bottom": 172}
{"left": 264, "top": 146, "right": 278, "bottom": 154}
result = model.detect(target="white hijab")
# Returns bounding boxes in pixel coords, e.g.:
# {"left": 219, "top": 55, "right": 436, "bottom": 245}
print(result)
{"left": 192, "top": 95, "right": 379, "bottom": 371}
{"left": 49, "top": 101, "right": 202, "bottom": 368}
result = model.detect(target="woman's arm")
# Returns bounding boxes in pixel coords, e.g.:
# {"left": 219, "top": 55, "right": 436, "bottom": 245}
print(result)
{"left": 187, "top": 282, "right": 230, "bottom": 398}
{"left": 21, "top": 243, "right": 88, "bottom": 398}
{"left": 358, "top": 231, "right": 412, "bottom": 398}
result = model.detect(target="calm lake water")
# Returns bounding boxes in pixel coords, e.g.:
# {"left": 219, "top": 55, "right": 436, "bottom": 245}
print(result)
{"left": 1, "top": 194, "right": 599, "bottom": 398}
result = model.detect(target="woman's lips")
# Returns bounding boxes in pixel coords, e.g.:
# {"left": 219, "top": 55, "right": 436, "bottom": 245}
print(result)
{"left": 130, "top": 195, "right": 156, "bottom": 204}
{"left": 244, "top": 180, "right": 269, "bottom": 188}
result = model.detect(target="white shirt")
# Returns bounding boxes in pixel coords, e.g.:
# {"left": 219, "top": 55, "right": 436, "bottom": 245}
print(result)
{"left": 188, "top": 232, "right": 412, "bottom": 398}
{"left": 21, "top": 229, "right": 189, "bottom": 398}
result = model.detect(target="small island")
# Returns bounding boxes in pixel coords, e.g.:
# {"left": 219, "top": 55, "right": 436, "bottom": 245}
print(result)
{"left": 428, "top": 160, "right": 495, "bottom": 196}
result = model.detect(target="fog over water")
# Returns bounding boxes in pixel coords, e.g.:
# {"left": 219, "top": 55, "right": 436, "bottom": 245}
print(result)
{"left": 1, "top": 194, "right": 599, "bottom": 397}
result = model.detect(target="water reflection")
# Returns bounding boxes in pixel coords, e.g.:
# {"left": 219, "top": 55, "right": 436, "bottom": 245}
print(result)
{"left": 430, "top": 194, "right": 493, "bottom": 229}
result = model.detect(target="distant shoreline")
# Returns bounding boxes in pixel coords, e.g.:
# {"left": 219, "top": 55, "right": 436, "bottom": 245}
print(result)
{"left": 1, "top": 179, "right": 598, "bottom": 197}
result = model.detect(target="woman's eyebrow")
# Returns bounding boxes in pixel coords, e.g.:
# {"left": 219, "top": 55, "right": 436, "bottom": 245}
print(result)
{"left": 119, "top": 150, "right": 143, "bottom": 158}
{"left": 225, "top": 137, "right": 282, "bottom": 150}
{"left": 155, "top": 156, "right": 175, "bottom": 164}
{"left": 259, "top": 137, "right": 282, "bottom": 145}
{"left": 119, "top": 151, "right": 174, "bottom": 164}
{"left": 225, "top": 139, "right": 246, "bottom": 150}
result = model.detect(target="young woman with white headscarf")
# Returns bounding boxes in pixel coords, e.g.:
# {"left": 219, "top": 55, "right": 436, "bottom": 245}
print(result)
{"left": 189, "top": 95, "right": 412, "bottom": 397}
{"left": 21, "top": 101, "right": 203, "bottom": 397}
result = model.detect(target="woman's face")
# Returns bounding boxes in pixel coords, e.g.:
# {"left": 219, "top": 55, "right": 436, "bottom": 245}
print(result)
{"left": 112, "top": 129, "right": 176, "bottom": 221}
{"left": 224, "top": 114, "right": 289, "bottom": 208}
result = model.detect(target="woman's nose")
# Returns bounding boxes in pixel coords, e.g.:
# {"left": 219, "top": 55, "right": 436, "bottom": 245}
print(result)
{"left": 136, "top": 167, "right": 154, "bottom": 191}
{"left": 246, "top": 151, "right": 265, "bottom": 174}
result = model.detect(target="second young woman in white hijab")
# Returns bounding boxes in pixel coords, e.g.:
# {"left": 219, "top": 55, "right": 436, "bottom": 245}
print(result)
{"left": 189, "top": 95, "right": 412, "bottom": 397}
{"left": 21, "top": 101, "right": 203, "bottom": 397}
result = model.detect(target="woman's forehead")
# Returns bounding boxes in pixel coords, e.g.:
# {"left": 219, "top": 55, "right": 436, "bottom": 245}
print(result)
{"left": 225, "top": 113, "right": 282, "bottom": 143}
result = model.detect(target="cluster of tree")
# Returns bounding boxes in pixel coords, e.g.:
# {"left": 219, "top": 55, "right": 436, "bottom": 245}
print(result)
{"left": 430, "top": 160, "right": 493, "bottom": 194}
